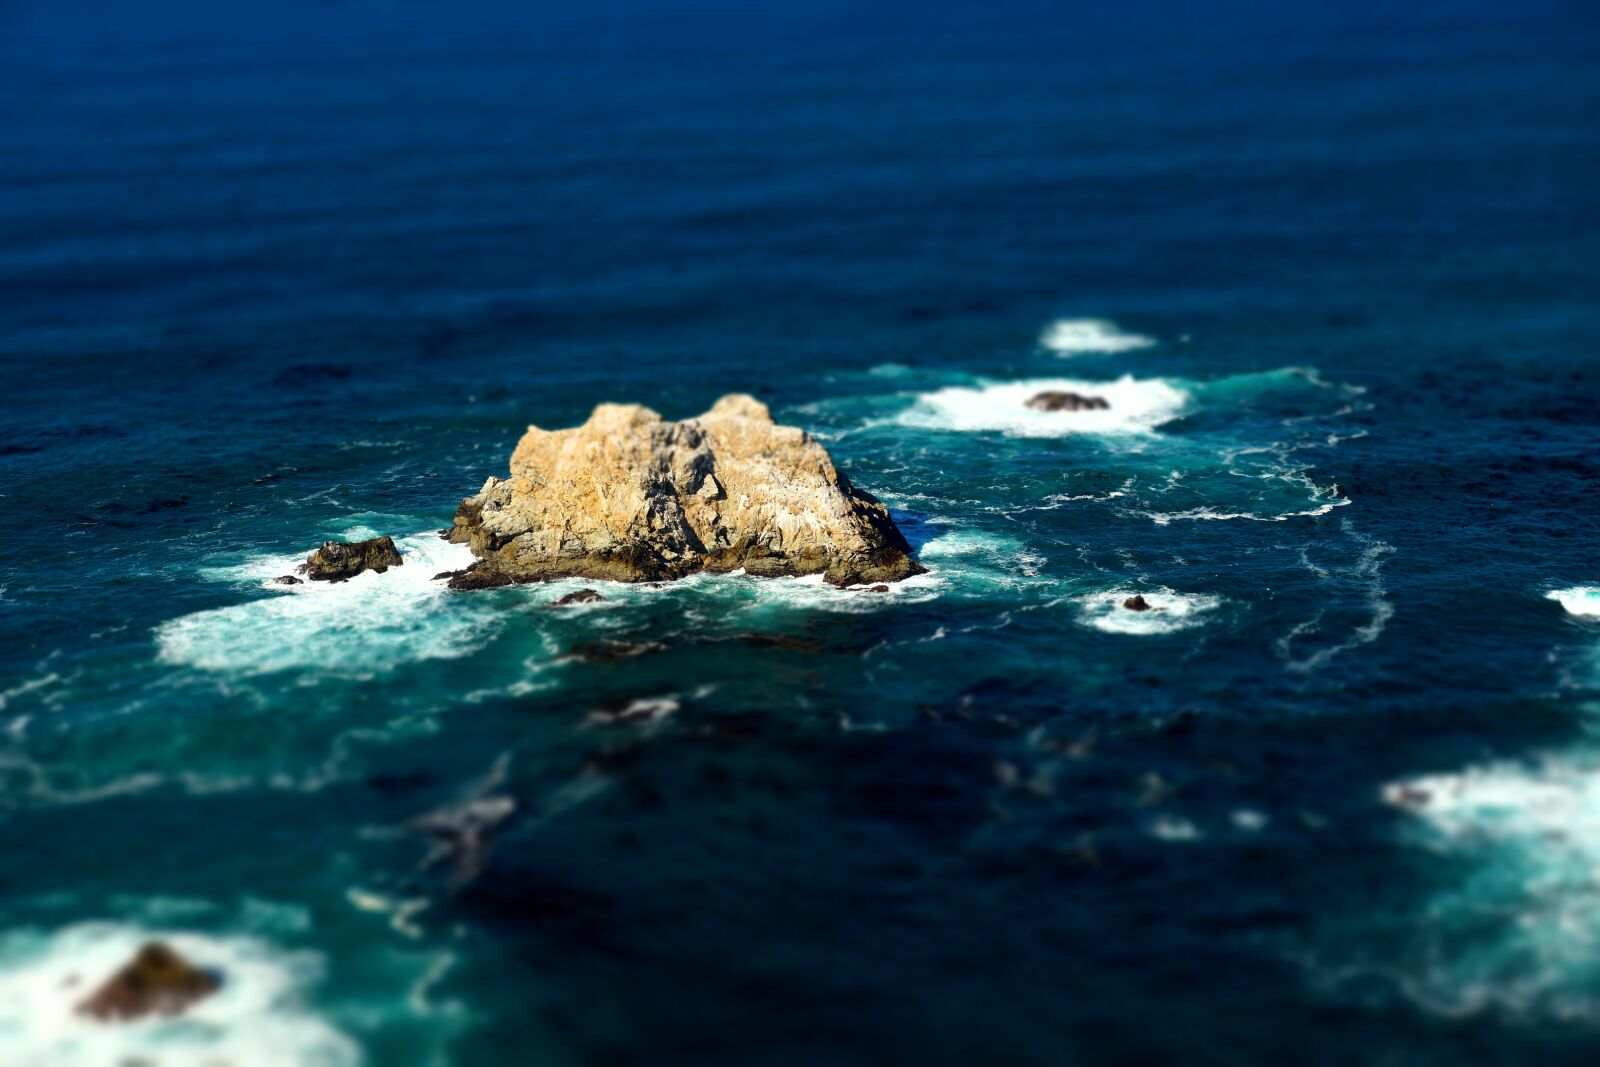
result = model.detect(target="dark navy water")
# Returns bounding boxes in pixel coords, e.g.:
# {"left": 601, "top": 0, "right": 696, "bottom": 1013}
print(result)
{"left": 3, "top": 1, "right": 1599, "bottom": 1062}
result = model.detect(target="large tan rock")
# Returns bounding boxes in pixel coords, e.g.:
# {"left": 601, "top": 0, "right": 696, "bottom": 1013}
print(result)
{"left": 445, "top": 394, "right": 922, "bottom": 588}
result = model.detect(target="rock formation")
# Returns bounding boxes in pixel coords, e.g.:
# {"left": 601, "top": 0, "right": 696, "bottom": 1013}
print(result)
{"left": 1123, "top": 595, "right": 1152, "bottom": 612}
{"left": 1026, "top": 390, "right": 1110, "bottom": 412}
{"left": 552, "top": 589, "right": 604, "bottom": 605}
{"left": 76, "top": 941, "right": 219, "bottom": 1022}
{"left": 298, "top": 536, "right": 403, "bottom": 582}
{"left": 445, "top": 395, "right": 922, "bottom": 589}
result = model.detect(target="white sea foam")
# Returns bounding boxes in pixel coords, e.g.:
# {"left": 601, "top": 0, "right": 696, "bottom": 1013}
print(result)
{"left": 912, "top": 528, "right": 1052, "bottom": 590}
{"left": 1379, "top": 756, "right": 1600, "bottom": 1020}
{"left": 900, "top": 376, "right": 1189, "bottom": 438}
{"left": 0, "top": 672, "right": 63, "bottom": 713}
{"left": 155, "top": 518, "right": 1036, "bottom": 679}
{"left": 1384, "top": 760, "right": 1600, "bottom": 845}
{"left": 1548, "top": 587, "right": 1600, "bottom": 617}
{"left": 554, "top": 567, "right": 950, "bottom": 621}
{"left": 156, "top": 529, "right": 491, "bottom": 676}
{"left": 1039, "top": 318, "right": 1155, "bottom": 355}
{"left": 1231, "top": 809, "right": 1268, "bottom": 832}
{"left": 1148, "top": 815, "right": 1202, "bottom": 842}
{"left": 0, "top": 923, "right": 357, "bottom": 1067}
{"left": 586, "top": 695, "right": 681, "bottom": 727}
{"left": 1144, "top": 500, "right": 1345, "bottom": 525}
{"left": 1277, "top": 522, "right": 1394, "bottom": 674}
{"left": 1073, "top": 589, "right": 1221, "bottom": 635}
{"left": 1139, "top": 462, "right": 1349, "bottom": 525}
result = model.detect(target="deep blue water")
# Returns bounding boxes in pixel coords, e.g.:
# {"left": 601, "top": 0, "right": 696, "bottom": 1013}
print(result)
{"left": 2, "top": 0, "right": 1599, "bottom": 1062}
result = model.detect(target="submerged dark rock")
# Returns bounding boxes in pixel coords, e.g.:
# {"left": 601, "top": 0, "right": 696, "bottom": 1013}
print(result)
{"left": 297, "top": 536, "right": 403, "bottom": 582}
{"left": 442, "top": 563, "right": 524, "bottom": 590}
{"left": 553, "top": 589, "right": 604, "bottom": 606}
{"left": 1123, "top": 595, "right": 1152, "bottom": 612}
{"left": 570, "top": 639, "right": 668, "bottom": 662}
{"left": 76, "top": 941, "right": 220, "bottom": 1022}
{"left": 270, "top": 362, "right": 352, "bottom": 388}
{"left": 867, "top": 584, "right": 891, "bottom": 593}
{"left": 1391, "top": 786, "right": 1432, "bottom": 808}
{"left": 1026, "top": 391, "right": 1110, "bottom": 412}
{"left": 455, "top": 866, "right": 617, "bottom": 935}
{"left": 273, "top": 575, "right": 302, "bottom": 586}
{"left": 699, "top": 632, "right": 824, "bottom": 654}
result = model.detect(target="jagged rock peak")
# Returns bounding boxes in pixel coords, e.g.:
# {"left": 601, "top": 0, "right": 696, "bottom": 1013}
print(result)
{"left": 446, "top": 394, "right": 923, "bottom": 589}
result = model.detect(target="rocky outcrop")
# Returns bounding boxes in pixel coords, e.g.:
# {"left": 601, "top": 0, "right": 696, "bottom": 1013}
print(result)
{"left": 1027, "top": 390, "right": 1109, "bottom": 412}
{"left": 446, "top": 395, "right": 922, "bottom": 589}
{"left": 298, "top": 536, "right": 403, "bottom": 582}
{"left": 552, "top": 589, "right": 604, "bottom": 605}
{"left": 76, "top": 941, "right": 219, "bottom": 1022}
{"left": 1123, "top": 595, "right": 1152, "bottom": 611}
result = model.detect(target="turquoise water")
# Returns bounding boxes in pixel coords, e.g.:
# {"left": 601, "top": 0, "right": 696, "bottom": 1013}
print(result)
{"left": 2, "top": 0, "right": 1600, "bottom": 1062}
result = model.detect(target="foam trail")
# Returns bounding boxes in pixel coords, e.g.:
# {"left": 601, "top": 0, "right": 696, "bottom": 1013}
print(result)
{"left": 1039, "top": 319, "right": 1155, "bottom": 355}
{"left": 900, "top": 376, "right": 1188, "bottom": 438}
{"left": 1074, "top": 589, "right": 1220, "bottom": 635}
{"left": 1278, "top": 522, "right": 1393, "bottom": 674}
{"left": 156, "top": 529, "right": 491, "bottom": 676}
{"left": 0, "top": 923, "right": 357, "bottom": 1066}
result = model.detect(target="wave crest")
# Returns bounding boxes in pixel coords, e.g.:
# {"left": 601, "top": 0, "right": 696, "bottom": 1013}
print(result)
{"left": 1039, "top": 319, "right": 1155, "bottom": 355}
{"left": 899, "top": 376, "right": 1188, "bottom": 438}
{"left": 0, "top": 923, "right": 357, "bottom": 1067}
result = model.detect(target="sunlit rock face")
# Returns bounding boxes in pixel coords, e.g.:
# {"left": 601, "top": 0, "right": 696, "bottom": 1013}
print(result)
{"left": 445, "top": 394, "right": 923, "bottom": 589}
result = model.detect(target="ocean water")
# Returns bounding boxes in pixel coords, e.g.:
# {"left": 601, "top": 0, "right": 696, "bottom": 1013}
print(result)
{"left": 2, "top": 0, "right": 1599, "bottom": 1062}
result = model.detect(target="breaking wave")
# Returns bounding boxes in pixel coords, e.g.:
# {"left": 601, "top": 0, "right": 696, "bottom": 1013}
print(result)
{"left": 1039, "top": 319, "right": 1156, "bottom": 355}
{"left": 1548, "top": 587, "right": 1600, "bottom": 618}
{"left": 1377, "top": 754, "right": 1600, "bottom": 1021}
{"left": 899, "top": 376, "right": 1189, "bottom": 438}
{"left": 1073, "top": 589, "right": 1221, "bottom": 635}
{"left": 0, "top": 923, "right": 357, "bottom": 1067}
{"left": 155, "top": 528, "right": 493, "bottom": 676}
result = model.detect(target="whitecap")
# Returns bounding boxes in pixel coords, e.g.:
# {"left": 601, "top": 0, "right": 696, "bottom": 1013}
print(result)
{"left": 1148, "top": 815, "right": 1202, "bottom": 842}
{"left": 899, "top": 376, "right": 1189, "bottom": 438}
{"left": 1231, "top": 810, "right": 1268, "bottom": 832}
{"left": 1547, "top": 587, "right": 1600, "bottom": 617}
{"left": 0, "top": 923, "right": 357, "bottom": 1067}
{"left": 156, "top": 518, "right": 1038, "bottom": 680}
{"left": 156, "top": 529, "right": 492, "bottom": 676}
{"left": 1073, "top": 589, "right": 1221, "bottom": 635}
{"left": 1039, "top": 318, "right": 1155, "bottom": 355}
{"left": 1383, "top": 759, "right": 1600, "bottom": 844}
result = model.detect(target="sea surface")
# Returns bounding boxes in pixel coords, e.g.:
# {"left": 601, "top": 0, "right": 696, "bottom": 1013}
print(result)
{"left": 2, "top": 1, "right": 1599, "bottom": 1063}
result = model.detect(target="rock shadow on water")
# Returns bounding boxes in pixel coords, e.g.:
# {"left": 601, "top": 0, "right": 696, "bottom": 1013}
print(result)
{"left": 887, "top": 509, "right": 946, "bottom": 557}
